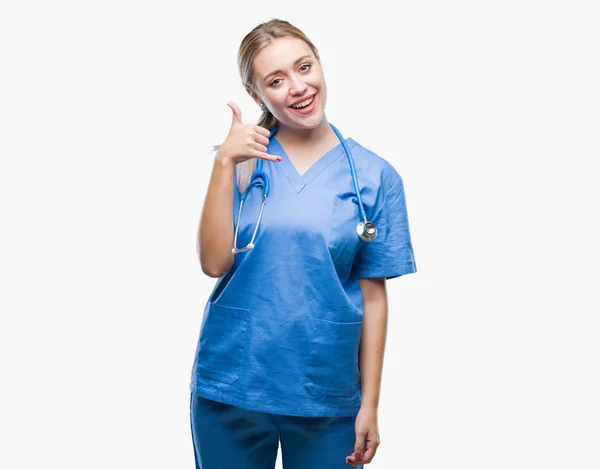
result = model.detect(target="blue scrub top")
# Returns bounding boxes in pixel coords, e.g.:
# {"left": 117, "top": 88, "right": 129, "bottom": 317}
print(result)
{"left": 190, "top": 136, "right": 417, "bottom": 417}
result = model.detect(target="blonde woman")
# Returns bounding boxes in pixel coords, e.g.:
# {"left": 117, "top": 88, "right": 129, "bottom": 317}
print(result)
{"left": 190, "top": 18, "right": 417, "bottom": 468}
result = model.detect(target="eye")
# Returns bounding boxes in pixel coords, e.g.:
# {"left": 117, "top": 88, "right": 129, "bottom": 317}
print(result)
{"left": 269, "top": 64, "right": 311, "bottom": 87}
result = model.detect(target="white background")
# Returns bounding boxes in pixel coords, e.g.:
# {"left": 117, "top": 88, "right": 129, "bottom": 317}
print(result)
{"left": 1, "top": 0, "right": 599, "bottom": 468}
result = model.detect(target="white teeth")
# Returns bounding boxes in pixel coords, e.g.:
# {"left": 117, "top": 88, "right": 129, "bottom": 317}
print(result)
{"left": 292, "top": 96, "right": 314, "bottom": 109}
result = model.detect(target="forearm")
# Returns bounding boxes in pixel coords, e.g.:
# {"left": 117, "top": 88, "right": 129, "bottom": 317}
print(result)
{"left": 359, "top": 288, "right": 388, "bottom": 410}
{"left": 198, "top": 154, "right": 236, "bottom": 277}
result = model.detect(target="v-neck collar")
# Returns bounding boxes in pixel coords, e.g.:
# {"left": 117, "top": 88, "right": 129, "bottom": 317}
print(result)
{"left": 271, "top": 137, "right": 354, "bottom": 194}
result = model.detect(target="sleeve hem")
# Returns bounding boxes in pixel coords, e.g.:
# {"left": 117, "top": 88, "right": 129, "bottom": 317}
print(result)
{"left": 354, "top": 264, "right": 417, "bottom": 280}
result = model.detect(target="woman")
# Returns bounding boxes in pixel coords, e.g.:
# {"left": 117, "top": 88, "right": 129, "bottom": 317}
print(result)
{"left": 190, "top": 18, "right": 417, "bottom": 468}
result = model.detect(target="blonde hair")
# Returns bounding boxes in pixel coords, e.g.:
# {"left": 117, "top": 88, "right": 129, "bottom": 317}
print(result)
{"left": 230, "top": 19, "right": 320, "bottom": 194}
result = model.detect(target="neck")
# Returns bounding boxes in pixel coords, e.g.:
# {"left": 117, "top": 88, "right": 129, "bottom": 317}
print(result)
{"left": 275, "top": 116, "right": 337, "bottom": 148}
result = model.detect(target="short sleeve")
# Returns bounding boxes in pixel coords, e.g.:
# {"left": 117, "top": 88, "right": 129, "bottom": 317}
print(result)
{"left": 352, "top": 177, "right": 417, "bottom": 279}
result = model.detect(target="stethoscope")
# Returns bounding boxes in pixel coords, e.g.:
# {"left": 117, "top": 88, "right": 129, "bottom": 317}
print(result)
{"left": 232, "top": 123, "right": 377, "bottom": 254}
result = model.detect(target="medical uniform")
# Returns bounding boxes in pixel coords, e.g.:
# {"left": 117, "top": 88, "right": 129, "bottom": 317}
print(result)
{"left": 189, "top": 135, "right": 416, "bottom": 467}
{"left": 190, "top": 135, "right": 416, "bottom": 414}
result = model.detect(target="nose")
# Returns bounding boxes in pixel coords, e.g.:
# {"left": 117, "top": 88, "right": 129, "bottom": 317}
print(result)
{"left": 288, "top": 74, "right": 308, "bottom": 95}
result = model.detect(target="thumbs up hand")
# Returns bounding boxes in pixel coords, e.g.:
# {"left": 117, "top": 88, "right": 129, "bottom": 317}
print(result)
{"left": 217, "top": 102, "right": 280, "bottom": 166}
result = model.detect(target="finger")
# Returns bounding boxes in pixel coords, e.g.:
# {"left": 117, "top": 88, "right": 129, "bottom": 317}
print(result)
{"left": 252, "top": 133, "right": 270, "bottom": 147}
{"left": 361, "top": 446, "right": 376, "bottom": 463}
{"left": 346, "top": 450, "right": 367, "bottom": 465}
{"left": 227, "top": 102, "right": 242, "bottom": 126}
{"left": 353, "top": 436, "right": 365, "bottom": 457}
{"left": 251, "top": 150, "right": 281, "bottom": 162}
{"left": 254, "top": 125, "right": 271, "bottom": 138}
{"left": 252, "top": 142, "right": 268, "bottom": 154}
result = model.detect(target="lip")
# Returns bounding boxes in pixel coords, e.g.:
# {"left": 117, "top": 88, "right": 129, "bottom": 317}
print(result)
{"left": 289, "top": 93, "right": 316, "bottom": 107}
{"left": 289, "top": 93, "right": 317, "bottom": 115}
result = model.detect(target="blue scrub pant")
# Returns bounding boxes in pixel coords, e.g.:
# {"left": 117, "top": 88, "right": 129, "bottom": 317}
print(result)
{"left": 190, "top": 393, "right": 363, "bottom": 469}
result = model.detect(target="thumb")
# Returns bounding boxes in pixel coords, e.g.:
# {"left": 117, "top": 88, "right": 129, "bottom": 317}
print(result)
{"left": 353, "top": 435, "right": 365, "bottom": 459}
{"left": 227, "top": 101, "right": 242, "bottom": 126}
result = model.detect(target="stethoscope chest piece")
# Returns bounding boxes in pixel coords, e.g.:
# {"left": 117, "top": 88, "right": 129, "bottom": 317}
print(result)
{"left": 357, "top": 220, "right": 377, "bottom": 242}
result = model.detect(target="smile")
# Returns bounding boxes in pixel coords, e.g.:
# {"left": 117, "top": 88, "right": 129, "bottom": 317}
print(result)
{"left": 291, "top": 96, "right": 314, "bottom": 109}
{"left": 290, "top": 94, "right": 317, "bottom": 114}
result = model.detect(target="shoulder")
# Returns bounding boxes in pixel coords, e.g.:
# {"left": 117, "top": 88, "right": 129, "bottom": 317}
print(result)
{"left": 346, "top": 137, "right": 404, "bottom": 197}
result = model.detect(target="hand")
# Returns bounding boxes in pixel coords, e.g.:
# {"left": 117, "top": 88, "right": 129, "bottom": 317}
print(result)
{"left": 345, "top": 406, "right": 380, "bottom": 466}
{"left": 217, "top": 102, "right": 280, "bottom": 166}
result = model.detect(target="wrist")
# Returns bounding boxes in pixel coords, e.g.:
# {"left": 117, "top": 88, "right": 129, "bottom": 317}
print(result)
{"left": 360, "top": 396, "right": 379, "bottom": 411}
{"left": 215, "top": 151, "right": 235, "bottom": 170}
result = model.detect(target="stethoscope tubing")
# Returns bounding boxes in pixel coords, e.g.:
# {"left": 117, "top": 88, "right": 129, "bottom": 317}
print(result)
{"left": 251, "top": 124, "right": 366, "bottom": 219}
{"left": 329, "top": 123, "right": 368, "bottom": 222}
{"left": 233, "top": 123, "right": 374, "bottom": 254}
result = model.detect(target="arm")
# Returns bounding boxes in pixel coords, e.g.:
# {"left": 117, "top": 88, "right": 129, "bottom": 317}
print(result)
{"left": 198, "top": 102, "right": 278, "bottom": 278}
{"left": 197, "top": 154, "right": 236, "bottom": 278}
{"left": 357, "top": 277, "right": 388, "bottom": 410}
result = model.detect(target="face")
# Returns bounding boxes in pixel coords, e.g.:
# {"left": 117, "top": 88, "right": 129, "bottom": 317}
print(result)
{"left": 248, "top": 36, "right": 327, "bottom": 130}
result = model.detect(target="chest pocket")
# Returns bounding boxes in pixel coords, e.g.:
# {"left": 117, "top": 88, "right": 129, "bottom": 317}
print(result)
{"left": 327, "top": 196, "right": 361, "bottom": 266}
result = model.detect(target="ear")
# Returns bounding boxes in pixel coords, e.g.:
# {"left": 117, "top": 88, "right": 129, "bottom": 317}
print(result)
{"left": 246, "top": 85, "right": 262, "bottom": 108}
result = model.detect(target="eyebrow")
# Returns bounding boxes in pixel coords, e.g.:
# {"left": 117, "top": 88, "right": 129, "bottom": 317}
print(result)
{"left": 263, "top": 55, "right": 313, "bottom": 82}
